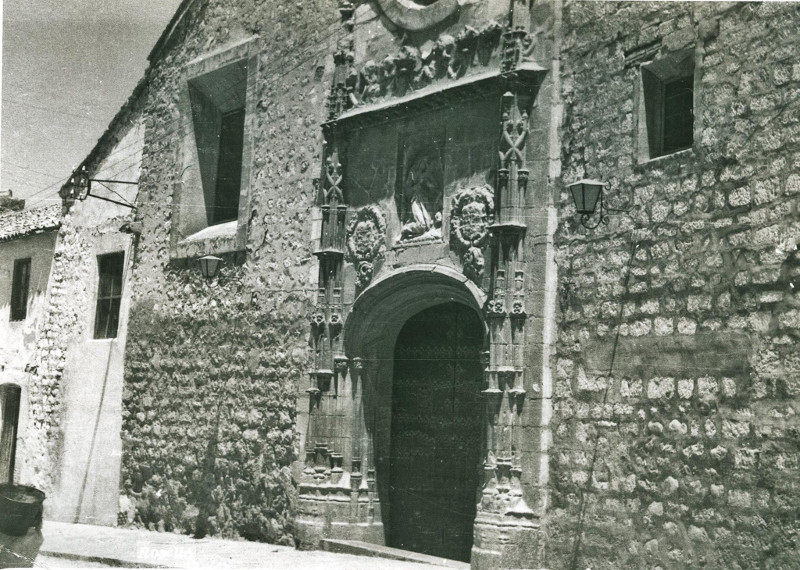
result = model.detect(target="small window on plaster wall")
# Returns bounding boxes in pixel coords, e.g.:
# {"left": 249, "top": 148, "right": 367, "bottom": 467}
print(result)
{"left": 94, "top": 252, "right": 125, "bottom": 339}
{"left": 638, "top": 49, "right": 695, "bottom": 161}
{"left": 9, "top": 258, "right": 31, "bottom": 322}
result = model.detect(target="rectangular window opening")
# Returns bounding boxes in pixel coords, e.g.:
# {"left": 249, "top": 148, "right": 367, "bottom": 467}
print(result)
{"left": 187, "top": 59, "right": 248, "bottom": 230}
{"left": 213, "top": 108, "right": 245, "bottom": 224}
{"left": 661, "top": 75, "right": 694, "bottom": 155}
{"left": 640, "top": 51, "right": 695, "bottom": 160}
{"left": 94, "top": 252, "right": 125, "bottom": 339}
{"left": 10, "top": 258, "right": 31, "bottom": 322}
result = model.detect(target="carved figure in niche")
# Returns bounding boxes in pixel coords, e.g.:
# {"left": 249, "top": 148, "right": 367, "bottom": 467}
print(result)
{"left": 451, "top": 185, "right": 495, "bottom": 282}
{"left": 450, "top": 25, "right": 478, "bottom": 78}
{"left": 436, "top": 34, "right": 457, "bottom": 78}
{"left": 381, "top": 54, "right": 397, "bottom": 94}
{"left": 414, "top": 51, "right": 437, "bottom": 89}
{"left": 414, "top": 34, "right": 456, "bottom": 89}
{"left": 358, "top": 60, "right": 381, "bottom": 103}
{"left": 397, "top": 152, "right": 443, "bottom": 243}
{"left": 330, "top": 38, "right": 358, "bottom": 116}
{"left": 476, "top": 21, "right": 503, "bottom": 65}
{"left": 346, "top": 205, "right": 387, "bottom": 288}
{"left": 394, "top": 46, "right": 420, "bottom": 96}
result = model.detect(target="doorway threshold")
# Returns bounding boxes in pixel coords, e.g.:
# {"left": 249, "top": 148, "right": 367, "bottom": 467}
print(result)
{"left": 320, "top": 539, "right": 471, "bottom": 569}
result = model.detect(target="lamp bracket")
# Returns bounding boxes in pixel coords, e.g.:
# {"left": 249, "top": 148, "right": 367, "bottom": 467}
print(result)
{"left": 66, "top": 168, "right": 138, "bottom": 209}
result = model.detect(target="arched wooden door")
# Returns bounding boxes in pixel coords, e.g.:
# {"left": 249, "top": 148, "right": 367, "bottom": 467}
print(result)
{"left": 388, "top": 302, "right": 483, "bottom": 562}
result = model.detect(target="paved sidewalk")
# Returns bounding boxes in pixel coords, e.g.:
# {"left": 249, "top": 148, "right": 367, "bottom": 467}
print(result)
{"left": 33, "top": 520, "right": 436, "bottom": 569}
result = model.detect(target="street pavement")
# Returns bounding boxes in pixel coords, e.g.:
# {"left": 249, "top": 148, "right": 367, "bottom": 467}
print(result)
{"left": 30, "top": 520, "right": 440, "bottom": 569}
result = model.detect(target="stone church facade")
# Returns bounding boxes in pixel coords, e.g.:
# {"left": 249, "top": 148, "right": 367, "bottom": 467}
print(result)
{"left": 29, "top": 1, "right": 800, "bottom": 569}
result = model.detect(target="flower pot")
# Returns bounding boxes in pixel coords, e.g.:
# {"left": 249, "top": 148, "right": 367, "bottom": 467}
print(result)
{"left": 0, "top": 485, "right": 44, "bottom": 537}
{"left": 0, "top": 484, "right": 44, "bottom": 568}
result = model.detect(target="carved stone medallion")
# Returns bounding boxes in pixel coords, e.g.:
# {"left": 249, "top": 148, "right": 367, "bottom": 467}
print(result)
{"left": 375, "top": 0, "right": 459, "bottom": 31}
{"left": 346, "top": 205, "right": 387, "bottom": 288}
{"left": 450, "top": 185, "right": 494, "bottom": 283}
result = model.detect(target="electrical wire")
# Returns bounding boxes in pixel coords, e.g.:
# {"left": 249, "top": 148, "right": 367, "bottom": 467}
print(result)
{"left": 21, "top": 21, "right": 342, "bottom": 207}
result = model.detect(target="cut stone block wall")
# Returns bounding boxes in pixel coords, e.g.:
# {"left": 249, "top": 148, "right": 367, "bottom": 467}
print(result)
{"left": 547, "top": 2, "right": 800, "bottom": 568}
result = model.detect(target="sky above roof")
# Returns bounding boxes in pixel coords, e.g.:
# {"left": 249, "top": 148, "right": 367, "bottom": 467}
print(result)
{"left": 1, "top": 0, "right": 183, "bottom": 209}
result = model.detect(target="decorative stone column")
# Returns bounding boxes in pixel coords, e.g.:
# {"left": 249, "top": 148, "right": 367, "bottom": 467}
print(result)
{"left": 296, "top": 1, "right": 382, "bottom": 546}
{"left": 471, "top": 25, "right": 539, "bottom": 570}
{"left": 327, "top": 1, "right": 356, "bottom": 122}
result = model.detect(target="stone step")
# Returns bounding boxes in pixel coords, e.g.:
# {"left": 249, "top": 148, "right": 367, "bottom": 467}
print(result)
{"left": 320, "top": 539, "right": 470, "bottom": 569}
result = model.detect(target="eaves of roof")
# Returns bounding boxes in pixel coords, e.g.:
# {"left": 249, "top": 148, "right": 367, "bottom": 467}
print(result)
{"left": 0, "top": 204, "right": 62, "bottom": 242}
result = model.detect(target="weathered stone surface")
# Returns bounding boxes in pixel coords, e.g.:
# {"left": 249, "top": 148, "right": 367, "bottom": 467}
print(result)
{"left": 116, "top": 0, "right": 337, "bottom": 545}
{"left": 549, "top": 1, "right": 800, "bottom": 568}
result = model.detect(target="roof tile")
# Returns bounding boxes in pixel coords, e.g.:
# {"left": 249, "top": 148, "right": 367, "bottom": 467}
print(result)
{"left": 0, "top": 204, "right": 62, "bottom": 242}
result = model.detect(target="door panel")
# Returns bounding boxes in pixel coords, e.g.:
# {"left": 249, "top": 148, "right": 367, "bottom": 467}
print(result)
{"left": 388, "top": 302, "right": 483, "bottom": 562}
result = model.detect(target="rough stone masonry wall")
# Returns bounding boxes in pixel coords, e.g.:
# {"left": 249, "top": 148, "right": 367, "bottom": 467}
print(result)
{"left": 547, "top": 2, "right": 800, "bottom": 569}
{"left": 23, "top": 78, "right": 144, "bottom": 523}
{"left": 121, "top": 0, "right": 338, "bottom": 543}
{"left": 24, "top": 214, "right": 131, "bottom": 495}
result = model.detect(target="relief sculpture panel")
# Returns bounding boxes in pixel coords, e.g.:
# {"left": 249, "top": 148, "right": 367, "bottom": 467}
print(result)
{"left": 346, "top": 205, "right": 387, "bottom": 289}
{"left": 397, "top": 148, "right": 444, "bottom": 244}
{"left": 450, "top": 184, "right": 494, "bottom": 283}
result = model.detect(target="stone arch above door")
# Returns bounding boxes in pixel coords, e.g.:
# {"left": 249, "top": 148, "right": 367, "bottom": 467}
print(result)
{"left": 344, "top": 264, "right": 486, "bottom": 357}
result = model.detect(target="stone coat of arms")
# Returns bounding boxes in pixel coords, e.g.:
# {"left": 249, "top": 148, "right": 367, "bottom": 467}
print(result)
{"left": 346, "top": 205, "right": 387, "bottom": 288}
{"left": 450, "top": 185, "right": 494, "bottom": 283}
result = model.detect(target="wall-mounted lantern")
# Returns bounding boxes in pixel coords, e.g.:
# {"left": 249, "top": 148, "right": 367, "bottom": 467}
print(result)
{"left": 568, "top": 179, "right": 609, "bottom": 229}
{"left": 61, "top": 166, "right": 138, "bottom": 209}
{"left": 198, "top": 255, "right": 222, "bottom": 279}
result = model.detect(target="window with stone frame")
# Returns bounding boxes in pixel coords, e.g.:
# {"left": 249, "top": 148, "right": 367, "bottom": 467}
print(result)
{"left": 188, "top": 62, "right": 247, "bottom": 226}
{"left": 94, "top": 252, "right": 125, "bottom": 339}
{"left": 9, "top": 257, "right": 31, "bottom": 322}
{"left": 170, "top": 37, "right": 258, "bottom": 259}
{"left": 639, "top": 50, "right": 695, "bottom": 160}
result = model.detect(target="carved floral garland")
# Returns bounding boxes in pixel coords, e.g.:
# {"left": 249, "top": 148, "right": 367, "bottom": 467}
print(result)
{"left": 355, "top": 21, "right": 504, "bottom": 105}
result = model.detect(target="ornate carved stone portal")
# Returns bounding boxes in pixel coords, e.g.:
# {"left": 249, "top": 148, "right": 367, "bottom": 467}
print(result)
{"left": 300, "top": 4, "right": 546, "bottom": 568}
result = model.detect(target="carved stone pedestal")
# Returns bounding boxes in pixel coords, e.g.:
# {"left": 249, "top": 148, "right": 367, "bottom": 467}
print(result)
{"left": 471, "top": 512, "right": 539, "bottom": 570}
{"left": 296, "top": 451, "right": 383, "bottom": 547}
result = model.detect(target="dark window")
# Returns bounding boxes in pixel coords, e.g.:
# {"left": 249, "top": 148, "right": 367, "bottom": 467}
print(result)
{"left": 212, "top": 108, "right": 245, "bottom": 224}
{"left": 642, "top": 51, "right": 694, "bottom": 159}
{"left": 187, "top": 59, "right": 248, "bottom": 228}
{"left": 662, "top": 75, "right": 694, "bottom": 154}
{"left": 10, "top": 258, "right": 31, "bottom": 321}
{"left": 0, "top": 384, "right": 21, "bottom": 484}
{"left": 94, "top": 252, "right": 124, "bottom": 339}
